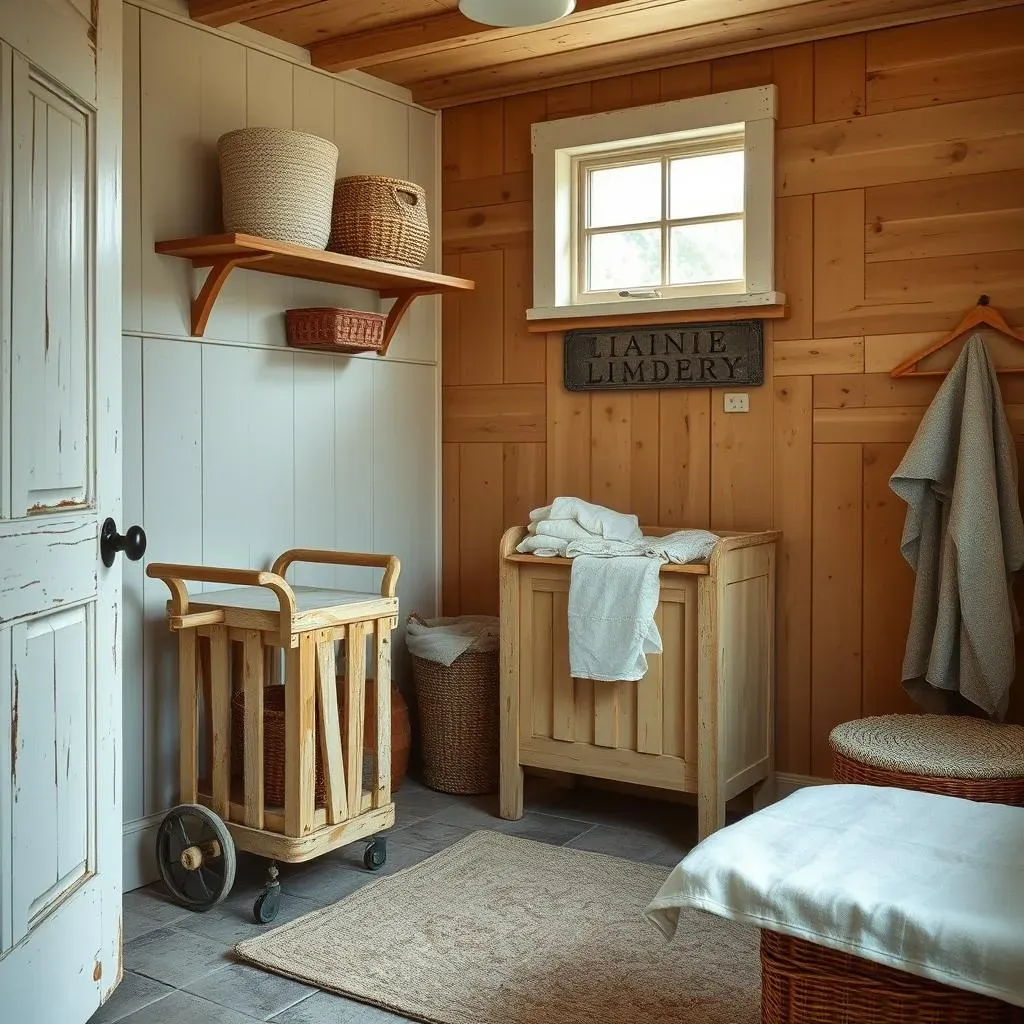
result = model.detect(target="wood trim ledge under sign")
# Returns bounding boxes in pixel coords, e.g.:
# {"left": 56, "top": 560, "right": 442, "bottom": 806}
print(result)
{"left": 564, "top": 320, "right": 764, "bottom": 391}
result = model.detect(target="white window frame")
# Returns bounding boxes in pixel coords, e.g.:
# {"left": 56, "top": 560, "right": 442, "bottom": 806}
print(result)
{"left": 529, "top": 85, "right": 783, "bottom": 323}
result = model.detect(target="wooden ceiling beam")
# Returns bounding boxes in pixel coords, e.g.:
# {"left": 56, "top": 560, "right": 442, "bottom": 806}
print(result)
{"left": 188, "top": 0, "right": 313, "bottom": 28}
{"left": 310, "top": 0, "right": 647, "bottom": 73}
{"left": 408, "top": 0, "right": 1009, "bottom": 107}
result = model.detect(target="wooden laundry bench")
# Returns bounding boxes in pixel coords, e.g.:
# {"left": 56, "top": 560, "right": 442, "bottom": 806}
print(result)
{"left": 498, "top": 526, "right": 780, "bottom": 840}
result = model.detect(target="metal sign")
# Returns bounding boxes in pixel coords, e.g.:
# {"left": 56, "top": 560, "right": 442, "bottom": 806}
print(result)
{"left": 564, "top": 320, "right": 764, "bottom": 391}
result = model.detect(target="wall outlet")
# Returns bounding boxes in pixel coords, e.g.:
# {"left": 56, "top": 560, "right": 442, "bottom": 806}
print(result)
{"left": 723, "top": 393, "right": 749, "bottom": 413}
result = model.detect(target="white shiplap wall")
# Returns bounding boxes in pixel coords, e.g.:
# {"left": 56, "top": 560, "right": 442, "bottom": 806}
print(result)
{"left": 121, "top": 3, "right": 441, "bottom": 889}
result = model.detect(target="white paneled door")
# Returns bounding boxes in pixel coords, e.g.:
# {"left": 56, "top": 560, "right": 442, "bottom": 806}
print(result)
{"left": 0, "top": 1, "right": 124, "bottom": 1021}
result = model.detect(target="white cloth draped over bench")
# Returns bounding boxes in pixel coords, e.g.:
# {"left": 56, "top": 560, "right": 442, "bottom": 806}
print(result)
{"left": 646, "top": 785, "right": 1024, "bottom": 1008}
{"left": 516, "top": 497, "right": 718, "bottom": 681}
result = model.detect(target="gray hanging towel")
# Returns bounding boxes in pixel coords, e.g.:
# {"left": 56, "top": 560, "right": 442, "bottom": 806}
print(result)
{"left": 889, "top": 334, "right": 1024, "bottom": 719}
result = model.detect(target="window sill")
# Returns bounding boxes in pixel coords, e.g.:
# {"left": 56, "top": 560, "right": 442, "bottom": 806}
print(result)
{"left": 525, "top": 291, "right": 786, "bottom": 334}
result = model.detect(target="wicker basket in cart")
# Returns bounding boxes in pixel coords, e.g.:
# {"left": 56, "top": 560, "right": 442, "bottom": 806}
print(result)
{"left": 412, "top": 644, "right": 499, "bottom": 796}
{"left": 329, "top": 175, "right": 430, "bottom": 267}
{"left": 286, "top": 307, "right": 388, "bottom": 354}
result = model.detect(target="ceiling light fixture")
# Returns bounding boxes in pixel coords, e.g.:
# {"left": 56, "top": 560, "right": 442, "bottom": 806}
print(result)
{"left": 458, "top": 0, "right": 577, "bottom": 28}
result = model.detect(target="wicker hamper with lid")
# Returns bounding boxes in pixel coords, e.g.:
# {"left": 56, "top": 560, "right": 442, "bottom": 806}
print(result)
{"left": 830, "top": 714, "right": 1024, "bottom": 805}
{"left": 410, "top": 615, "right": 499, "bottom": 795}
{"left": 329, "top": 175, "right": 430, "bottom": 267}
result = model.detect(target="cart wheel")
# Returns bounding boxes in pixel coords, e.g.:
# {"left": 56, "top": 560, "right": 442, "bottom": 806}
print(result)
{"left": 155, "top": 804, "right": 236, "bottom": 912}
{"left": 253, "top": 887, "right": 281, "bottom": 924}
{"left": 363, "top": 838, "right": 387, "bottom": 871}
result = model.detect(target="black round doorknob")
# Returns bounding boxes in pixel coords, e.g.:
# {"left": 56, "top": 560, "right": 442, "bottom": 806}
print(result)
{"left": 100, "top": 518, "right": 147, "bottom": 567}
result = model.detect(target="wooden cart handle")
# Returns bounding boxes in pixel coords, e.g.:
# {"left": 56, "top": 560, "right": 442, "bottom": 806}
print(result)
{"left": 270, "top": 549, "right": 401, "bottom": 598}
{"left": 146, "top": 563, "right": 297, "bottom": 645}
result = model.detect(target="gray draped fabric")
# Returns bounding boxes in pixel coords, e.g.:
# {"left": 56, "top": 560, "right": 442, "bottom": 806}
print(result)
{"left": 889, "top": 335, "right": 1024, "bottom": 719}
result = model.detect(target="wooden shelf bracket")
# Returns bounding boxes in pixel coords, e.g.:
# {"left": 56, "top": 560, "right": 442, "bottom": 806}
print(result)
{"left": 191, "top": 254, "right": 274, "bottom": 337}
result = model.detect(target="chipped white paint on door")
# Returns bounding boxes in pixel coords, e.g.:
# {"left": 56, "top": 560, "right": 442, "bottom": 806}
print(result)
{"left": 0, "top": 1, "right": 123, "bottom": 1021}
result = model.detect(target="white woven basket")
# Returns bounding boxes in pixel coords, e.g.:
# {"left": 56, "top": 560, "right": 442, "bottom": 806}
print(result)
{"left": 218, "top": 127, "right": 339, "bottom": 250}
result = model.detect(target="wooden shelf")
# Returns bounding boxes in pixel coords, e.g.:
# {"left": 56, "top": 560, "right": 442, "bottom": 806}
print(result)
{"left": 155, "top": 232, "right": 475, "bottom": 354}
{"left": 525, "top": 304, "right": 788, "bottom": 334}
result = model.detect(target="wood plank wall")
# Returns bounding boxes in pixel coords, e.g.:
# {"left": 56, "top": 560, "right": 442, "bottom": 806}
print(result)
{"left": 440, "top": 6, "right": 1024, "bottom": 778}
{"left": 121, "top": 2, "right": 441, "bottom": 887}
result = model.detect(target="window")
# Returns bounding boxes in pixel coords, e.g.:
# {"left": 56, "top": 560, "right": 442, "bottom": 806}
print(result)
{"left": 576, "top": 136, "right": 745, "bottom": 303}
{"left": 530, "top": 86, "right": 782, "bottom": 323}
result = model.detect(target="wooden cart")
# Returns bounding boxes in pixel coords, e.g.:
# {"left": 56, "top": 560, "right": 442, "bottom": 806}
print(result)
{"left": 147, "top": 548, "right": 399, "bottom": 922}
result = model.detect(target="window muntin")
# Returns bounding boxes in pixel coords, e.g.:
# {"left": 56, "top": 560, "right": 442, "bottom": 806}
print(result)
{"left": 573, "top": 134, "right": 745, "bottom": 303}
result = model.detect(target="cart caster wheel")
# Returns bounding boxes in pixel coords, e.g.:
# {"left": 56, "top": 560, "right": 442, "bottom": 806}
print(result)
{"left": 363, "top": 839, "right": 387, "bottom": 871}
{"left": 155, "top": 804, "right": 236, "bottom": 912}
{"left": 253, "top": 888, "right": 281, "bottom": 924}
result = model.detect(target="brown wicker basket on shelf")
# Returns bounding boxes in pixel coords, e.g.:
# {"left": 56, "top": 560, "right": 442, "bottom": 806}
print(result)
{"left": 412, "top": 644, "right": 499, "bottom": 796}
{"left": 829, "top": 714, "right": 1024, "bottom": 806}
{"left": 286, "top": 307, "right": 387, "bottom": 354}
{"left": 761, "top": 931, "right": 1024, "bottom": 1024}
{"left": 231, "top": 686, "right": 328, "bottom": 809}
{"left": 329, "top": 175, "right": 430, "bottom": 267}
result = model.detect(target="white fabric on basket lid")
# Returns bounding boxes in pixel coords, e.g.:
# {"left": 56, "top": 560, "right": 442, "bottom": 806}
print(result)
{"left": 645, "top": 784, "right": 1024, "bottom": 1009}
{"left": 405, "top": 615, "right": 499, "bottom": 667}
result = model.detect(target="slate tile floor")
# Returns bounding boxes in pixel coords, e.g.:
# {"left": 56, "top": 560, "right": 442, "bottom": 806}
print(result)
{"left": 91, "top": 777, "right": 698, "bottom": 1024}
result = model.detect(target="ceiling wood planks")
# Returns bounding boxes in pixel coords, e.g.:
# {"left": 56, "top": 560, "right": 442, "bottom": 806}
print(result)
{"left": 191, "top": 0, "right": 1017, "bottom": 107}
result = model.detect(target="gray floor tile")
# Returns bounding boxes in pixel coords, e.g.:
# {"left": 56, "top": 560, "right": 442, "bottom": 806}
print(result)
{"left": 124, "top": 925, "right": 234, "bottom": 988}
{"left": 271, "top": 991, "right": 408, "bottom": 1024}
{"left": 278, "top": 854, "right": 380, "bottom": 904}
{"left": 123, "top": 885, "right": 192, "bottom": 928}
{"left": 87, "top": 972, "right": 173, "bottom": 1024}
{"left": 388, "top": 818, "right": 470, "bottom": 853}
{"left": 117, "top": 989, "right": 263, "bottom": 1024}
{"left": 175, "top": 889, "right": 321, "bottom": 946}
{"left": 187, "top": 963, "right": 317, "bottom": 1021}
{"left": 390, "top": 779, "right": 460, "bottom": 820}
{"left": 563, "top": 823, "right": 686, "bottom": 864}
{"left": 429, "top": 800, "right": 591, "bottom": 846}
{"left": 122, "top": 908, "right": 166, "bottom": 943}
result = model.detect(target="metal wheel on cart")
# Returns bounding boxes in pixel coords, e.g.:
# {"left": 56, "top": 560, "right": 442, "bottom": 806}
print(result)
{"left": 155, "top": 803, "right": 236, "bottom": 911}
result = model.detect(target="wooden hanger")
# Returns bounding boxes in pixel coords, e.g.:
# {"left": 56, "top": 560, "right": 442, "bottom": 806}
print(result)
{"left": 890, "top": 296, "right": 1024, "bottom": 378}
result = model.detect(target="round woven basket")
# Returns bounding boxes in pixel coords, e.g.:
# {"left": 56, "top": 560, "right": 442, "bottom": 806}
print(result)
{"left": 412, "top": 650, "right": 499, "bottom": 795}
{"left": 830, "top": 714, "right": 1024, "bottom": 805}
{"left": 329, "top": 175, "right": 430, "bottom": 267}
{"left": 231, "top": 685, "right": 327, "bottom": 808}
{"left": 218, "top": 127, "right": 338, "bottom": 249}
{"left": 761, "top": 931, "right": 1023, "bottom": 1023}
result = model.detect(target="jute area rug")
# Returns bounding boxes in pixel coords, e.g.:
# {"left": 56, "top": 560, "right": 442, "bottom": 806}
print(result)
{"left": 236, "top": 831, "right": 759, "bottom": 1024}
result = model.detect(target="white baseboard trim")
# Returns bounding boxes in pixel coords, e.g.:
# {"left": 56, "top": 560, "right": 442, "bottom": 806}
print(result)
{"left": 123, "top": 814, "right": 163, "bottom": 892}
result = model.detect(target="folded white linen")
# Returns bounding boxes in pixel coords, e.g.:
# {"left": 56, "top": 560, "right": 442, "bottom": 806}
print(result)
{"left": 527, "top": 497, "right": 641, "bottom": 541}
{"left": 565, "top": 529, "right": 718, "bottom": 565}
{"left": 568, "top": 554, "right": 663, "bottom": 681}
{"left": 529, "top": 519, "right": 596, "bottom": 542}
{"left": 515, "top": 534, "right": 567, "bottom": 557}
{"left": 645, "top": 785, "right": 1024, "bottom": 1009}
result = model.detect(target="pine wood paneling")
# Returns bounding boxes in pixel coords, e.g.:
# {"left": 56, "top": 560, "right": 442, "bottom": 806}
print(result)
{"left": 866, "top": 7, "right": 1024, "bottom": 114}
{"left": 443, "top": 384, "right": 545, "bottom": 443}
{"left": 811, "top": 442, "right": 863, "bottom": 776}
{"left": 440, "top": 7, "right": 1024, "bottom": 769}
{"left": 813, "top": 34, "right": 866, "bottom": 120}
{"left": 773, "top": 376, "right": 813, "bottom": 774}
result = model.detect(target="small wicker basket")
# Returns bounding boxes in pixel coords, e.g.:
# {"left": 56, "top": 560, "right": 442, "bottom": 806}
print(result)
{"left": 231, "top": 685, "right": 328, "bottom": 808}
{"left": 285, "top": 307, "right": 388, "bottom": 354}
{"left": 329, "top": 175, "right": 430, "bottom": 267}
{"left": 218, "top": 127, "right": 338, "bottom": 250}
{"left": 412, "top": 642, "right": 499, "bottom": 796}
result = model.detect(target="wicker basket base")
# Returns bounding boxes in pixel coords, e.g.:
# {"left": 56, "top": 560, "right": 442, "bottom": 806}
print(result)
{"left": 831, "top": 750, "right": 1024, "bottom": 805}
{"left": 412, "top": 651, "right": 499, "bottom": 795}
{"left": 761, "top": 931, "right": 1024, "bottom": 1024}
